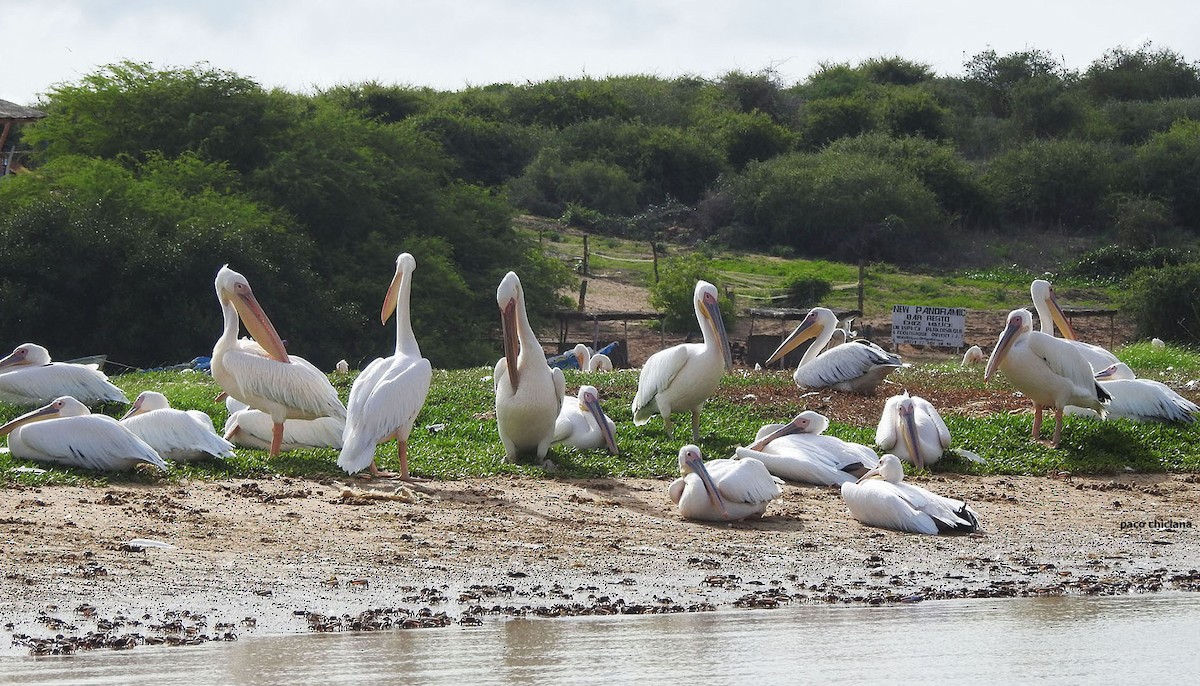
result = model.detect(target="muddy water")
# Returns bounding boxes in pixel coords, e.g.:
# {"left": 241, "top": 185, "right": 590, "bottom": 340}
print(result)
{"left": 4, "top": 594, "right": 1199, "bottom": 684}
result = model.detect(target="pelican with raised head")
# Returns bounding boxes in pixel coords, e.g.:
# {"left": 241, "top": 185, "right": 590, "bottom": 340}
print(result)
{"left": 120, "top": 390, "right": 234, "bottom": 462}
{"left": 875, "top": 392, "right": 950, "bottom": 469}
{"left": 668, "top": 444, "right": 782, "bottom": 522}
{"left": 0, "top": 343, "right": 128, "bottom": 406}
{"left": 223, "top": 395, "right": 344, "bottom": 451}
{"left": 211, "top": 265, "right": 347, "bottom": 458}
{"left": 339, "top": 253, "right": 432, "bottom": 478}
{"left": 632, "top": 281, "right": 732, "bottom": 442}
{"left": 735, "top": 411, "right": 878, "bottom": 486}
{"left": 841, "top": 454, "right": 979, "bottom": 535}
{"left": 985, "top": 308, "right": 1110, "bottom": 447}
{"left": 0, "top": 396, "right": 167, "bottom": 472}
{"left": 1030, "top": 279, "right": 1120, "bottom": 372}
{"left": 494, "top": 271, "right": 565, "bottom": 462}
{"left": 553, "top": 385, "right": 619, "bottom": 454}
{"left": 766, "top": 307, "right": 904, "bottom": 395}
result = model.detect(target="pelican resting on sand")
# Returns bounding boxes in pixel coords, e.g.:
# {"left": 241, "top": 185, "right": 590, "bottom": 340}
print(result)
{"left": 224, "top": 396, "right": 344, "bottom": 451}
{"left": 985, "top": 308, "right": 1109, "bottom": 447}
{"left": 632, "top": 281, "right": 732, "bottom": 442}
{"left": 735, "top": 411, "right": 878, "bottom": 486}
{"left": 0, "top": 396, "right": 167, "bottom": 471}
{"left": 120, "top": 391, "right": 234, "bottom": 462}
{"left": 1068, "top": 362, "right": 1199, "bottom": 424}
{"left": 668, "top": 444, "right": 782, "bottom": 522}
{"left": 766, "top": 307, "right": 904, "bottom": 395}
{"left": 211, "top": 265, "right": 347, "bottom": 457}
{"left": 553, "top": 385, "right": 618, "bottom": 454}
{"left": 494, "top": 271, "right": 565, "bottom": 462}
{"left": 876, "top": 392, "right": 950, "bottom": 469}
{"left": 0, "top": 343, "right": 128, "bottom": 406}
{"left": 339, "top": 253, "right": 432, "bottom": 478}
{"left": 1030, "top": 279, "right": 1120, "bottom": 372}
{"left": 841, "top": 454, "right": 980, "bottom": 535}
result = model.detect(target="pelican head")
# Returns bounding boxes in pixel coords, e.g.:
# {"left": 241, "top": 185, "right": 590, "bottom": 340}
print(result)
{"left": 573, "top": 344, "right": 590, "bottom": 370}
{"left": 1031, "top": 279, "right": 1077, "bottom": 340}
{"left": 382, "top": 252, "right": 417, "bottom": 324}
{"left": 749, "top": 410, "right": 830, "bottom": 450}
{"left": 121, "top": 390, "right": 171, "bottom": 420}
{"left": 1095, "top": 362, "right": 1136, "bottom": 381}
{"left": 0, "top": 343, "right": 51, "bottom": 371}
{"left": 497, "top": 271, "right": 524, "bottom": 390}
{"left": 695, "top": 282, "right": 734, "bottom": 371}
{"left": 984, "top": 309, "right": 1033, "bottom": 382}
{"left": 677, "top": 444, "right": 729, "bottom": 518}
{"left": 215, "top": 265, "right": 290, "bottom": 363}
{"left": 765, "top": 307, "right": 835, "bottom": 366}
{"left": 893, "top": 393, "right": 924, "bottom": 469}
{"left": 0, "top": 396, "right": 90, "bottom": 436}
{"left": 856, "top": 453, "right": 906, "bottom": 484}
{"left": 578, "top": 385, "right": 619, "bottom": 455}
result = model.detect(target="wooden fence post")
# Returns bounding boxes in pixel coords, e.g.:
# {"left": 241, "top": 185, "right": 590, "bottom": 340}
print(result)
{"left": 582, "top": 234, "right": 590, "bottom": 276}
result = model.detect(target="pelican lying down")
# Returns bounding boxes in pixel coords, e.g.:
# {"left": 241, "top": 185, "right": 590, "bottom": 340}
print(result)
{"left": 735, "top": 411, "right": 878, "bottom": 486}
{"left": 841, "top": 455, "right": 979, "bottom": 535}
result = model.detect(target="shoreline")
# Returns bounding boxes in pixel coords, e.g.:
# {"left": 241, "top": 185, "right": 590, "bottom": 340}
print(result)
{"left": 2, "top": 473, "right": 1198, "bottom": 656}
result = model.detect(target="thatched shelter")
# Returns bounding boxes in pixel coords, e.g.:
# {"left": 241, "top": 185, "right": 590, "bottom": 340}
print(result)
{"left": 0, "top": 98, "right": 47, "bottom": 176}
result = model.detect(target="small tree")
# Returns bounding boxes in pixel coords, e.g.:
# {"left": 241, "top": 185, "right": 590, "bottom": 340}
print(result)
{"left": 1126, "top": 263, "right": 1200, "bottom": 344}
{"left": 649, "top": 254, "right": 737, "bottom": 332}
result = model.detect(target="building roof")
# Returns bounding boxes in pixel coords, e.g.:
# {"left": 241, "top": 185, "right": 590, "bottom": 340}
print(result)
{"left": 0, "top": 99, "right": 47, "bottom": 122}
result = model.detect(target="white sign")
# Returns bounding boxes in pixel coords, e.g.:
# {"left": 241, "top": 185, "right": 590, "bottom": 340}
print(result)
{"left": 891, "top": 305, "right": 966, "bottom": 347}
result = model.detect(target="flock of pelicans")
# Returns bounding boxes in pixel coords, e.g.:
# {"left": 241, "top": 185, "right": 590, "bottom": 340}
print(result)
{"left": 0, "top": 254, "right": 1195, "bottom": 536}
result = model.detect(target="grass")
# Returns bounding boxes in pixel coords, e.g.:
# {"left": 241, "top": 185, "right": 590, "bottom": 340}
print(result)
{"left": 4, "top": 346, "right": 1200, "bottom": 487}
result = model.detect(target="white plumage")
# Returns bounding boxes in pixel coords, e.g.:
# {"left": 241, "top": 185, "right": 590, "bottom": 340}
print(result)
{"left": 573, "top": 344, "right": 614, "bottom": 372}
{"left": 553, "top": 385, "right": 618, "bottom": 454}
{"left": 339, "top": 253, "right": 432, "bottom": 478}
{"left": 210, "top": 265, "right": 347, "bottom": 457}
{"left": 120, "top": 390, "right": 234, "bottom": 462}
{"left": 632, "top": 281, "right": 732, "bottom": 442}
{"left": 766, "top": 307, "right": 904, "bottom": 395}
{"left": 223, "top": 396, "right": 344, "bottom": 451}
{"left": 841, "top": 455, "right": 980, "bottom": 535}
{"left": 1068, "top": 362, "right": 1199, "bottom": 423}
{"left": 875, "top": 392, "right": 950, "bottom": 469}
{"left": 668, "top": 444, "right": 782, "bottom": 522}
{"left": 0, "top": 343, "right": 128, "bottom": 406}
{"left": 0, "top": 396, "right": 167, "bottom": 472}
{"left": 985, "top": 308, "right": 1110, "bottom": 447}
{"left": 961, "top": 345, "right": 985, "bottom": 366}
{"left": 1030, "top": 279, "right": 1120, "bottom": 372}
{"left": 736, "top": 411, "right": 878, "bottom": 486}
{"left": 494, "top": 271, "right": 565, "bottom": 462}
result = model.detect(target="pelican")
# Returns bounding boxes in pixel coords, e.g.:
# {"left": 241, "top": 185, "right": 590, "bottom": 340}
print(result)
{"left": 120, "top": 391, "right": 234, "bottom": 462}
{"left": 211, "top": 265, "right": 347, "bottom": 457}
{"left": 573, "top": 344, "right": 614, "bottom": 372}
{"left": 985, "top": 308, "right": 1110, "bottom": 446}
{"left": 0, "top": 343, "right": 128, "bottom": 406}
{"left": 632, "top": 281, "right": 732, "bottom": 442}
{"left": 841, "top": 455, "right": 980, "bottom": 535}
{"left": 223, "top": 396, "right": 344, "bottom": 451}
{"left": 553, "top": 384, "right": 618, "bottom": 454}
{"left": 668, "top": 444, "right": 782, "bottom": 522}
{"left": 335, "top": 359, "right": 350, "bottom": 374}
{"left": 1030, "top": 279, "right": 1120, "bottom": 372}
{"left": 961, "top": 345, "right": 985, "bottom": 366}
{"left": 1069, "top": 362, "right": 1199, "bottom": 423}
{"left": 338, "top": 253, "right": 432, "bottom": 478}
{"left": 494, "top": 271, "right": 565, "bottom": 462}
{"left": 766, "top": 307, "right": 904, "bottom": 395}
{"left": 0, "top": 396, "right": 167, "bottom": 472}
{"left": 735, "top": 411, "right": 878, "bottom": 486}
{"left": 875, "top": 392, "right": 950, "bottom": 469}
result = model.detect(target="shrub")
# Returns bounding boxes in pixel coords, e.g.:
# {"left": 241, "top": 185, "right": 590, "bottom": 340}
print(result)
{"left": 649, "top": 254, "right": 737, "bottom": 332}
{"left": 1126, "top": 263, "right": 1200, "bottom": 344}
{"left": 1064, "top": 245, "right": 1192, "bottom": 283}
{"left": 782, "top": 275, "right": 833, "bottom": 308}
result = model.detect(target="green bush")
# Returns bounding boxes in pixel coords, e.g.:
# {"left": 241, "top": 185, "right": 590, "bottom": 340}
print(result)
{"left": 984, "top": 139, "right": 1121, "bottom": 230}
{"left": 1130, "top": 120, "right": 1200, "bottom": 229}
{"left": 1064, "top": 245, "right": 1192, "bottom": 283}
{"left": 782, "top": 275, "right": 833, "bottom": 308}
{"left": 649, "top": 254, "right": 738, "bottom": 332}
{"left": 1126, "top": 263, "right": 1200, "bottom": 344}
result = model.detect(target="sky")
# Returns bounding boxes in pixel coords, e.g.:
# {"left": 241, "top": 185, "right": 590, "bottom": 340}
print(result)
{"left": 7, "top": 0, "right": 1200, "bottom": 105}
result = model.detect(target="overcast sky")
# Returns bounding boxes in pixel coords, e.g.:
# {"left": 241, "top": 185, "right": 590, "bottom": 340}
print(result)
{"left": 7, "top": 1, "right": 1200, "bottom": 105}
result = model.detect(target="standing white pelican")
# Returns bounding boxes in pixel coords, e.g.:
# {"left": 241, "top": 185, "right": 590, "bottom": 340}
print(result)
{"left": 1030, "top": 279, "right": 1120, "bottom": 372}
{"left": 766, "top": 308, "right": 904, "bottom": 395}
{"left": 735, "top": 411, "right": 879, "bottom": 486}
{"left": 632, "top": 281, "right": 732, "bottom": 442}
{"left": 494, "top": 271, "right": 565, "bottom": 462}
{"left": 875, "top": 392, "right": 950, "bottom": 469}
{"left": 1070, "top": 362, "right": 1199, "bottom": 423}
{"left": 985, "top": 308, "right": 1110, "bottom": 447}
{"left": 553, "top": 385, "right": 618, "bottom": 454}
{"left": 223, "top": 396, "right": 344, "bottom": 451}
{"left": 961, "top": 345, "right": 985, "bottom": 366}
{"left": 841, "top": 455, "right": 980, "bottom": 535}
{"left": 0, "top": 343, "right": 128, "bottom": 406}
{"left": 120, "top": 390, "right": 234, "bottom": 462}
{"left": 0, "top": 396, "right": 167, "bottom": 472}
{"left": 573, "top": 344, "right": 614, "bottom": 372}
{"left": 668, "top": 444, "right": 782, "bottom": 522}
{"left": 210, "top": 265, "right": 347, "bottom": 458}
{"left": 339, "top": 253, "right": 432, "bottom": 478}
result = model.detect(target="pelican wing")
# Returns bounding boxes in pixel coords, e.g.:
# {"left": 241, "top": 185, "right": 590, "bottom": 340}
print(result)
{"left": 891, "top": 482, "right": 976, "bottom": 530}
{"left": 1025, "top": 333, "right": 1107, "bottom": 407}
{"left": 632, "top": 345, "right": 691, "bottom": 423}
{"left": 553, "top": 395, "right": 582, "bottom": 443}
{"left": 736, "top": 446, "right": 856, "bottom": 486}
{"left": 875, "top": 395, "right": 904, "bottom": 450}
{"left": 122, "top": 410, "right": 234, "bottom": 460}
{"left": 339, "top": 354, "right": 432, "bottom": 473}
{"left": 15, "top": 415, "right": 167, "bottom": 471}
{"left": 1102, "top": 378, "right": 1199, "bottom": 423}
{"left": 841, "top": 480, "right": 939, "bottom": 535}
{"left": 0, "top": 364, "right": 128, "bottom": 406}
{"left": 913, "top": 396, "right": 952, "bottom": 451}
{"left": 552, "top": 367, "right": 566, "bottom": 416}
{"left": 221, "top": 348, "right": 346, "bottom": 420}
{"left": 709, "top": 458, "right": 784, "bottom": 504}
{"left": 794, "top": 342, "right": 902, "bottom": 392}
